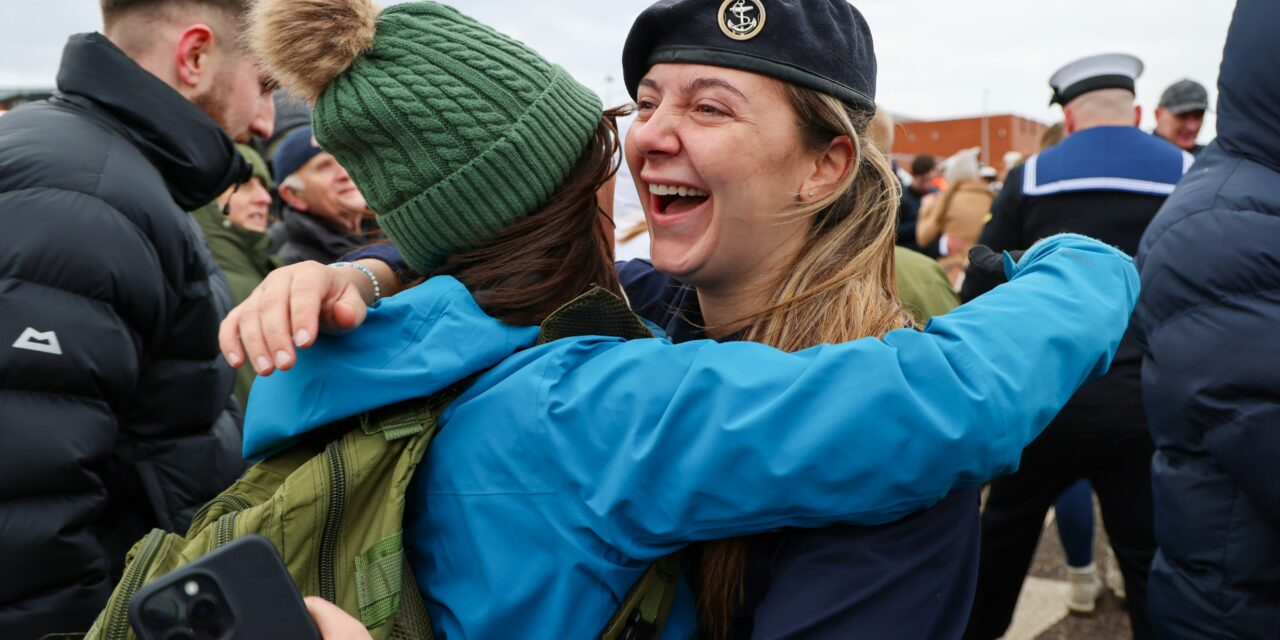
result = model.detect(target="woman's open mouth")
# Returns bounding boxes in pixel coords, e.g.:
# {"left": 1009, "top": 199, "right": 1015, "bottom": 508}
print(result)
{"left": 649, "top": 182, "right": 710, "bottom": 216}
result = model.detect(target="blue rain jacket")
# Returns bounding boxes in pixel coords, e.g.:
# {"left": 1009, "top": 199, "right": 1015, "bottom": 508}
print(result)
{"left": 245, "top": 234, "right": 1139, "bottom": 639}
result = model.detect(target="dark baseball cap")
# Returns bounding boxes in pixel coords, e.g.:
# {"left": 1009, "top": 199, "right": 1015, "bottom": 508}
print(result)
{"left": 1158, "top": 79, "right": 1209, "bottom": 114}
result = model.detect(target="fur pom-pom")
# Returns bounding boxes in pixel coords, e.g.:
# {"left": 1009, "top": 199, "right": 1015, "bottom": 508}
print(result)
{"left": 249, "top": 0, "right": 380, "bottom": 102}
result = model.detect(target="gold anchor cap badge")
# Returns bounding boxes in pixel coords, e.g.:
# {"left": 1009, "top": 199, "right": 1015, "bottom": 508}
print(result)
{"left": 718, "top": 0, "right": 766, "bottom": 41}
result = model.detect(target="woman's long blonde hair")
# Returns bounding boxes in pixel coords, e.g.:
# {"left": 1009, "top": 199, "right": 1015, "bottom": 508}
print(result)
{"left": 693, "top": 86, "right": 914, "bottom": 640}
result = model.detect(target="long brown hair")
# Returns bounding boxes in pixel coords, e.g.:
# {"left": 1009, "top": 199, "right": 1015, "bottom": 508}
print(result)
{"left": 428, "top": 106, "right": 630, "bottom": 326}
{"left": 693, "top": 85, "right": 913, "bottom": 640}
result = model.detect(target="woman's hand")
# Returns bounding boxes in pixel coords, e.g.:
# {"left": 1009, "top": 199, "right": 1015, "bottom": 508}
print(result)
{"left": 304, "top": 597, "right": 373, "bottom": 640}
{"left": 219, "top": 260, "right": 393, "bottom": 375}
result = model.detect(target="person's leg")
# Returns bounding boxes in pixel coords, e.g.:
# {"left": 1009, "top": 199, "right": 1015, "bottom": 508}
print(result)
{"left": 1055, "top": 479, "right": 1095, "bottom": 568}
{"left": 1088, "top": 408, "right": 1157, "bottom": 640}
{"left": 964, "top": 427, "right": 1075, "bottom": 640}
{"left": 1056, "top": 478, "right": 1102, "bottom": 613}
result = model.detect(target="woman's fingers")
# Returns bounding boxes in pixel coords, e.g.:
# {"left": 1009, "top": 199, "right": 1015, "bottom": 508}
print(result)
{"left": 236, "top": 287, "right": 276, "bottom": 376}
{"left": 256, "top": 268, "right": 300, "bottom": 371}
{"left": 304, "top": 597, "right": 372, "bottom": 640}
{"left": 219, "top": 261, "right": 377, "bottom": 374}
{"left": 218, "top": 305, "right": 246, "bottom": 369}
{"left": 286, "top": 262, "right": 335, "bottom": 348}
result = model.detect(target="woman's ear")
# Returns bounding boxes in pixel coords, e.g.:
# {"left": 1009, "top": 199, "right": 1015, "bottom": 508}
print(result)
{"left": 801, "top": 135, "right": 855, "bottom": 200}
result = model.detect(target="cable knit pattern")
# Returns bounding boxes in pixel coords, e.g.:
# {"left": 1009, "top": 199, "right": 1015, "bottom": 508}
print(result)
{"left": 298, "top": 0, "right": 602, "bottom": 274}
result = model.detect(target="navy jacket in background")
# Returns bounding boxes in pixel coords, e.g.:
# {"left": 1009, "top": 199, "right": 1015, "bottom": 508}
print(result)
{"left": 1133, "top": 0, "right": 1280, "bottom": 636}
{"left": 619, "top": 259, "right": 980, "bottom": 640}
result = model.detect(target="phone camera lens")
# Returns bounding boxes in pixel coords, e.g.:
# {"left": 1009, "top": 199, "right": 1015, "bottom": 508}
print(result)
{"left": 141, "top": 596, "right": 180, "bottom": 628}
{"left": 188, "top": 595, "right": 221, "bottom": 625}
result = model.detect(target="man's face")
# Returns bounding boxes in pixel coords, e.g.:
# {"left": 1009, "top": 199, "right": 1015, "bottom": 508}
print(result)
{"left": 286, "top": 152, "right": 368, "bottom": 232}
{"left": 1154, "top": 107, "right": 1205, "bottom": 151}
{"left": 194, "top": 48, "right": 270, "bottom": 143}
{"left": 912, "top": 168, "right": 938, "bottom": 193}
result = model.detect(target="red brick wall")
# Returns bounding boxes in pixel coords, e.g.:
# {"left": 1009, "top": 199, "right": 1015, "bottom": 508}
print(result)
{"left": 894, "top": 114, "right": 1048, "bottom": 174}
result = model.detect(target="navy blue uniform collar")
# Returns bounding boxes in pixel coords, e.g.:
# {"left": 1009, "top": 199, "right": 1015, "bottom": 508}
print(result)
{"left": 1023, "top": 126, "right": 1192, "bottom": 197}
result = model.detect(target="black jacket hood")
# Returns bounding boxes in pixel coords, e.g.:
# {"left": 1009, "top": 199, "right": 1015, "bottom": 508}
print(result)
{"left": 1215, "top": 0, "right": 1280, "bottom": 173}
{"left": 55, "top": 33, "right": 249, "bottom": 210}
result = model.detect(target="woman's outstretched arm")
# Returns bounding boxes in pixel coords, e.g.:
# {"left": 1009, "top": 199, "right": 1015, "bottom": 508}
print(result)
{"left": 540, "top": 235, "right": 1139, "bottom": 556}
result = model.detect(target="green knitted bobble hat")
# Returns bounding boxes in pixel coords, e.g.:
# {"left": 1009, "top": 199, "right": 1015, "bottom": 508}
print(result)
{"left": 251, "top": 0, "right": 603, "bottom": 274}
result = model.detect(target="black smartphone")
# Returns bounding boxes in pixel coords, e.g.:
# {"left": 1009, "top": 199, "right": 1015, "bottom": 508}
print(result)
{"left": 128, "top": 535, "right": 323, "bottom": 640}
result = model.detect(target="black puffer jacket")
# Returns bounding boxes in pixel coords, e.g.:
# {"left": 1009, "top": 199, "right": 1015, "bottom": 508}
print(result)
{"left": 1134, "top": 0, "right": 1280, "bottom": 637}
{"left": 0, "top": 34, "right": 249, "bottom": 637}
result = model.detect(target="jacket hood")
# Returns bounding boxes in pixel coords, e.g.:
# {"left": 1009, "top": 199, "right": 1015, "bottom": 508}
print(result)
{"left": 242, "top": 276, "right": 539, "bottom": 459}
{"left": 56, "top": 33, "right": 249, "bottom": 210}
{"left": 1215, "top": 0, "right": 1280, "bottom": 172}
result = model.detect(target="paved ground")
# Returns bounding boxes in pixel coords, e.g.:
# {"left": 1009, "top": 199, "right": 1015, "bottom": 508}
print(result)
{"left": 1000, "top": 500, "right": 1132, "bottom": 640}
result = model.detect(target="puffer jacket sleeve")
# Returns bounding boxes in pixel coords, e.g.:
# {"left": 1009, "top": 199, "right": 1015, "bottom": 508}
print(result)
{"left": 541, "top": 235, "right": 1139, "bottom": 557}
{"left": 1135, "top": 156, "right": 1280, "bottom": 528}
{"left": 0, "top": 185, "right": 167, "bottom": 632}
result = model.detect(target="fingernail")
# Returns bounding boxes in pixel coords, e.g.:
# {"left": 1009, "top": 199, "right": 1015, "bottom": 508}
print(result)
{"left": 275, "top": 350, "right": 292, "bottom": 368}
{"left": 255, "top": 355, "right": 272, "bottom": 374}
{"left": 226, "top": 352, "right": 242, "bottom": 367}
{"left": 294, "top": 330, "right": 310, "bottom": 347}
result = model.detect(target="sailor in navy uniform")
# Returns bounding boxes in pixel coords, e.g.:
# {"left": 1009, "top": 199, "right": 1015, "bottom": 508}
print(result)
{"left": 962, "top": 54, "right": 1188, "bottom": 640}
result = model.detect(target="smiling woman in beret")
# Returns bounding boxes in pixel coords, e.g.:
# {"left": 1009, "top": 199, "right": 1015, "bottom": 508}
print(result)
{"left": 229, "top": 0, "right": 1139, "bottom": 638}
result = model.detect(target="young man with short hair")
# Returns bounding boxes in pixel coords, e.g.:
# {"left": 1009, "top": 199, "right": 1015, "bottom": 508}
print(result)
{"left": 0, "top": 1, "right": 270, "bottom": 634}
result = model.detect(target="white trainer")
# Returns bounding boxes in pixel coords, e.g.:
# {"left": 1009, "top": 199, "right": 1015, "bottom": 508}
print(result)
{"left": 1066, "top": 563, "right": 1102, "bottom": 614}
{"left": 1104, "top": 546, "right": 1126, "bottom": 600}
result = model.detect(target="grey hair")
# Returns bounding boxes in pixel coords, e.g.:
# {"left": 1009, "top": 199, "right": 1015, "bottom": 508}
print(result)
{"left": 281, "top": 174, "right": 306, "bottom": 194}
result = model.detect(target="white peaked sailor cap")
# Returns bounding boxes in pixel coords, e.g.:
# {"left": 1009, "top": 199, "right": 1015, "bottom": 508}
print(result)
{"left": 1049, "top": 53, "right": 1144, "bottom": 106}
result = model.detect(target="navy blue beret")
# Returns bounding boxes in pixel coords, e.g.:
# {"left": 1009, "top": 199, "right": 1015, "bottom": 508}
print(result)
{"left": 623, "top": 0, "right": 877, "bottom": 112}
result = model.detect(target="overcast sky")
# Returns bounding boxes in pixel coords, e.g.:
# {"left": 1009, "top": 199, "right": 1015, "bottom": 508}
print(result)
{"left": 1, "top": 0, "right": 1236, "bottom": 136}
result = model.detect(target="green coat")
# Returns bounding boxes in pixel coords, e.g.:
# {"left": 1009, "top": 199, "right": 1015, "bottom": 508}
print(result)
{"left": 192, "top": 201, "right": 279, "bottom": 404}
{"left": 895, "top": 246, "right": 960, "bottom": 322}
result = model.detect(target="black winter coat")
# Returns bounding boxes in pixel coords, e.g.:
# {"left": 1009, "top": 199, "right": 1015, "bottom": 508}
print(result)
{"left": 0, "top": 34, "right": 249, "bottom": 637}
{"left": 1134, "top": 1, "right": 1280, "bottom": 637}
{"left": 268, "top": 206, "right": 367, "bottom": 266}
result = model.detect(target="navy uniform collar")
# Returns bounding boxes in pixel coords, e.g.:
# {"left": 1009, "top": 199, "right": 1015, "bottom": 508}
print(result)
{"left": 1023, "top": 126, "right": 1193, "bottom": 197}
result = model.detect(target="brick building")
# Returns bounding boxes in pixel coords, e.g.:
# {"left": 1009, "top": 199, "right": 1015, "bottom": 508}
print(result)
{"left": 894, "top": 114, "right": 1048, "bottom": 175}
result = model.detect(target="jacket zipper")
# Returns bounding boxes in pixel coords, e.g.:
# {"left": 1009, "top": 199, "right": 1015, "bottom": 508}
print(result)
{"left": 104, "top": 529, "right": 166, "bottom": 640}
{"left": 214, "top": 511, "right": 239, "bottom": 548}
{"left": 191, "top": 493, "right": 251, "bottom": 528}
{"left": 319, "top": 439, "right": 347, "bottom": 603}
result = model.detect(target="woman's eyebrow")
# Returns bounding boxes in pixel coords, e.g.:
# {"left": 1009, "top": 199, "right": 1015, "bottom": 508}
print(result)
{"left": 683, "top": 77, "right": 747, "bottom": 101}
{"left": 637, "top": 77, "right": 747, "bottom": 101}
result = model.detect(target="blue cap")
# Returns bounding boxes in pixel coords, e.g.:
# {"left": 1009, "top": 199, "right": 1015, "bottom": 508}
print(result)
{"left": 272, "top": 126, "right": 324, "bottom": 185}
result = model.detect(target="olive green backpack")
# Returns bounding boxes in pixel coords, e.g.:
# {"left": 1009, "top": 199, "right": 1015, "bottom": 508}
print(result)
{"left": 85, "top": 287, "right": 680, "bottom": 640}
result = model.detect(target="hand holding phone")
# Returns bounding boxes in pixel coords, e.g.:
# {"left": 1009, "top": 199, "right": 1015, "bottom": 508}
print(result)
{"left": 129, "top": 535, "right": 323, "bottom": 640}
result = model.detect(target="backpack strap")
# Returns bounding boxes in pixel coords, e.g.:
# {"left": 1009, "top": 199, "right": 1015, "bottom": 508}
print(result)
{"left": 597, "top": 553, "right": 682, "bottom": 640}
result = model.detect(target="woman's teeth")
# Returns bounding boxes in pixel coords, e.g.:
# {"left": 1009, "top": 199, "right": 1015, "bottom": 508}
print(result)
{"left": 649, "top": 184, "right": 708, "bottom": 198}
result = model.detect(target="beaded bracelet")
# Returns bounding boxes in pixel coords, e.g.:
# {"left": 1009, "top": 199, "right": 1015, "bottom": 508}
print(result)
{"left": 328, "top": 261, "right": 381, "bottom": 303}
